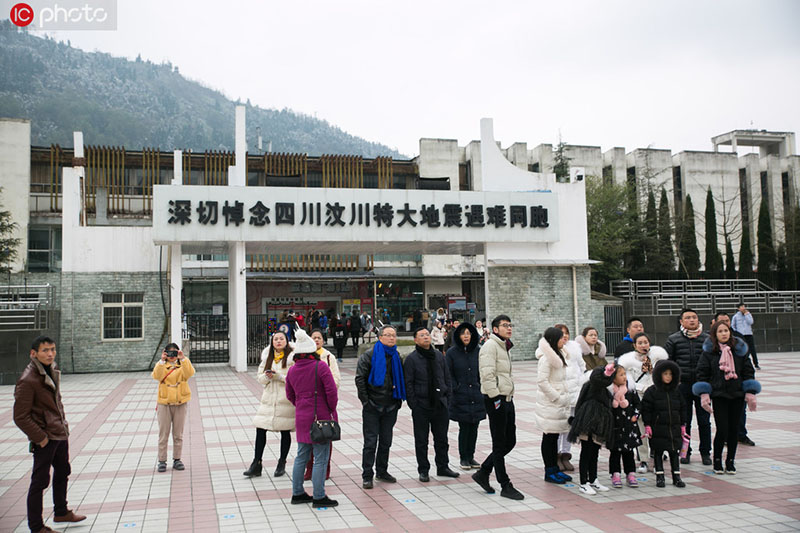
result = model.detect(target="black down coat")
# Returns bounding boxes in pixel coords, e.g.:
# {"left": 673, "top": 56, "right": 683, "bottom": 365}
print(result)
{"left": 640, "top": 360, "right": 686, "bottom": 451}
{"left": 664, "top": 330, "right": 709, "bottom": 385}
{"left": 445, "top": 323, "right": 486, "bottom": 424}
{"left": 568, "top": 366, "right": 615, "bottom": 446}
{"left": 695, "top": 338, "right": 758, "bottom": 400}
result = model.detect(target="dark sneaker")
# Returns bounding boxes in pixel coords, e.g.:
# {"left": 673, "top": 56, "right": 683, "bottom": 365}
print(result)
{"left": 725, "top": 460, "right": 736, "bottom": 475}
{"left": 500, "top": 483, "right": 524, "bottom": 500}
{"left": 362, "top": 479, "right": 373, "bottom": 489}
{"left": 713, "top": 459, "right": 724, "bottom": 474}
{"left": 738, "top": 436, "right": 756, "bottom": 446}
{"left": 545, "top": 467, "right": 566, "bottom": 485}
{"left": 172, "top": 459, "right": 185, "bottom": 471}
{"left": 312, "top": 496, "right": 339, "bottom": 508}
{"left": 436, "top": 467, "right": 460, "bottom": 478}
{"left": 460, "top": 459, "right": 471, "bottom": 471}
{"left": 655, "top": 473, "right": 666, "bottom": 488}
{"left": 472, "top": 469, "right": 496, "bottom": 494}
{"left": 701, "top": 454, "right": 712, "bottom": 466}
{"left": 157, "top": 461, "right": 167, "bottom": 473}
{"left": 672, "top": 473, "right": 686, "bottom": 487}
{"left": 376, "top": 472, "right": 397, "bottom": 483}
{"left": 680, "top": 455, "right": 691, "bottom": 465}
{"left": 291, "top": 492, "right": 313, "bottom": 504}
{"left": 469, "top": 459, "right": 480, "bottom": 469}
{"left": 419, "top": 472, "right": 430, "bottom": 482}
{"left": 555, "top": 470, "right": 572, "bottom": 483}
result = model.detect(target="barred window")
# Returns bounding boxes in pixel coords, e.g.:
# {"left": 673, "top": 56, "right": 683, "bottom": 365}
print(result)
{"left": 102, "top": 293, "right": 144, "bottom": 340}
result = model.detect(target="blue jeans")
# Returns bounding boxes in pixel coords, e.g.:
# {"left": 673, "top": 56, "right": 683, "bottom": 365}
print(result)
{"left": 292, "top": 442, "right": 331, "bottom": 500}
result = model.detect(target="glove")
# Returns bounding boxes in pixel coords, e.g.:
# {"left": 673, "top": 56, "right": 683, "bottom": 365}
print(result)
{"left": 644, "top": 426, "right": 653, "bottom": 439}
{"left": 745, "top": 392, "right": 757, "bottom": 412}
{"left": 681, "top": 425, "right": 689, "bottom": 440}
{"left": 604, "top": 363, "right": 615, "bottom": 376}
{"left": 700, "top": 393, "right": 713, "bottom": 414}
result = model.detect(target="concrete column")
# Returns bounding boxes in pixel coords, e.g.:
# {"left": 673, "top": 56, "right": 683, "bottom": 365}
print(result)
{"left": 170, "top": 244, "right": 182, "bottom": 346}
{"left": 0, "top": 119, "right": 30, "bottom": 273}
{"left": 229, "top": 105, "right": 246, "bottom": 187}
{"left": 172, "top": 150, "right": 182, "bottom": 185}
{"left": 228, "top": 241, "right": 247, "bottom": 372}
{"left": 60, "top": 168, "right": 81, "bottom": 272}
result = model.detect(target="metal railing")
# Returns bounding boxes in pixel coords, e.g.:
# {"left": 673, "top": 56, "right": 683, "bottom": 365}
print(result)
{"left": 610, "top": 279, "right": 773, "bottom": 299}
{"left": 628, "top": 291, "right": 800, "bottom": 316}
{"left": 0, "top": 285, "right": 55, "bottom": 330}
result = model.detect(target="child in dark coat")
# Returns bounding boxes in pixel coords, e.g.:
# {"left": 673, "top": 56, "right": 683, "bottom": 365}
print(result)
{"left": 608, "top": 366, "right": 642, "bottom": 488}
{"left": 568, "top": 363, "right": 616, "bottom": 495}
{"left": 641, "top": 360, "right": 687, "bottom": 488}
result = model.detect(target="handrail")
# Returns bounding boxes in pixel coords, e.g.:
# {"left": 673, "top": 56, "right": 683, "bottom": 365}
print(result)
{"left": 610, "top": 278, "right": 774, "bottom": 299}
{"left": 627, "top": 290, "right": 800, "bottom": 315}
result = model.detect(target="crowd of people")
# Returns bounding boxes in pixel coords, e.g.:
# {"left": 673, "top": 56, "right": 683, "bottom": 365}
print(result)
{"left": 12, "top": 305, "right": 764, "bottom": 529}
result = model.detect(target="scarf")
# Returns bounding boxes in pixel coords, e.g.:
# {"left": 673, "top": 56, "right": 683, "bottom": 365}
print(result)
{"left": 680, "top": 323, "right": 704, "bottom": 339}
{"left": 273, "top": 351, "right": 285, "bottom": 364}
{"left": 612, "top": 382, "right": 629, "bottom": 408}
{"left": 368, "top": 341, "right": 407, "bottom": 400}
{"left": 640, "top": 353, "right": 652, "bottom": 374}
{"left": 416, "top": 344, "right": 439, "bottom": 408}
{"left": 293, "top": 352, "right": 318, "bottom": 361}
{"left": 718, "top": 344, "right": 738, "bottom": 380}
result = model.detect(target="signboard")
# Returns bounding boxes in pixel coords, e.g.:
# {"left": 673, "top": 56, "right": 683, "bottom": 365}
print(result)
{"left": 153, "top": 186, "right": 559, "bottom": 249}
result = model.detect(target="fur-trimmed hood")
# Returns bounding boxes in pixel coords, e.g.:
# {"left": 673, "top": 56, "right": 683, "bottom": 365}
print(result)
{"left": 702, "top": 335, "right": 748, "bottom": 356}
{"left": 453, "top": 322, "right": 480, "bottom": 353}
{"left": 651, "top": 359, "right": 680, "bottom": 392}
{"left": 575, "top": 335, "right": 607, "bottom": 358}
{"left": 536, "top": 337, "right": 567, "bottom": 367}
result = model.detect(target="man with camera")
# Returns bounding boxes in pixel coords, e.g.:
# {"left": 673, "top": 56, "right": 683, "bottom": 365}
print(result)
{"left": 152, "top": 343, "right": 195, "bottom": 472}
{"left": 14, "top": 336, "right": 86, "bottom": 533}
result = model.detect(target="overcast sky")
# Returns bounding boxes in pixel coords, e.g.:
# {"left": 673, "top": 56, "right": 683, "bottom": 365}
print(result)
{"left": 32, "top": 0, "right": 800, "bottom": 157}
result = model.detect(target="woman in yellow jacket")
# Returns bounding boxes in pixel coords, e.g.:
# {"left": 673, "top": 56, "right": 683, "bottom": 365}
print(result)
{"left": 152, "top": 342, "right": 195, "bottom": 472}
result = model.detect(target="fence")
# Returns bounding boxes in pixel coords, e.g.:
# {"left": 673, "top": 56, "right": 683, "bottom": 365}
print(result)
{"left": 610, "top": 279, "right": 771, "bottom": 299}
{"left": 627, "top": 291, "right": 800, "bottom": 316}
{"left": 0, "top": 285, "right": 55, "bottom": 331}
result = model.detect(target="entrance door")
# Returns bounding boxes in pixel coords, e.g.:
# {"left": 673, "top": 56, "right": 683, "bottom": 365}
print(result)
{"left": 185, "top": 313, "right": 229, "bottom": 363}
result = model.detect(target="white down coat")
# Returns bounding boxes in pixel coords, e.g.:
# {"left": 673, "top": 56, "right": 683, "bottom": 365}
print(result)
{"left": 534, "top": 338, "right": 572, "bottom": 433}
{"left": 564, "top": 340, "right": 587, "bottom": 406}
{"left": 616, "top": 345, "right": 668, "bottom": 395}
{"left": 252, "top": 349, "right": 296, "bottom": 431}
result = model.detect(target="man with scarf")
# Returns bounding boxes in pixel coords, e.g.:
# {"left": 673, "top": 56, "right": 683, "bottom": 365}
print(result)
{"left": 404, "top": 328, "right": 460, "bottom": 482}
{"left": 614, "top": 316, "right": 644, "bottom": 358}
{"left": 664, "top": 308, "right": 711, "bottom": 465}
{"left": 355, "top": 325, "right": 406, "bottom": 489}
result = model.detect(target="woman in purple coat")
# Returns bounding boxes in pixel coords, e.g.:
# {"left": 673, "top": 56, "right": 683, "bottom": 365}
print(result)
{"left": 285, "top": 329, "right": 339, "bottom": 508}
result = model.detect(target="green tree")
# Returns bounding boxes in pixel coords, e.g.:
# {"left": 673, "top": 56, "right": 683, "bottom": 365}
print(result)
{"left": 585, "top": 175, "right": 632, "bottom": 291}
{"left": 677, "top": 195, "right": 700, "bottom": 276}
{"left": 553, "top": 139, "right": 571, "bottom": 182}
{"left": 757, "top": 197, "right": 776, "bottom": 273}
{"left": 0, "top": 187, "right": 20, "bottom": 272}
{"left": 725, "top": 238, "right": 736, "bottom": 278}
{"left": 704, "top": 188, "right": 723, "bottom": 277}
{"left": 739, "top": 222, "right": 754, "bottom": 278}
{"left": 623, "top": 181, "right": 646, "bottom": 276}
{"left": 642, "top": 189, "right": 658, "bottom": 275}
{"left": 656, "top": 187, "right": 674, "bottom": 272}
{"left": 783, "top": 201, "right": 800, "bottom": 289}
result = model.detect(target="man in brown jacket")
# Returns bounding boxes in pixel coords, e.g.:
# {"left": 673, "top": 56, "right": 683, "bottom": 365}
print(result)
{"left": 13, "top": 336, "right": 86, "bottom": 533}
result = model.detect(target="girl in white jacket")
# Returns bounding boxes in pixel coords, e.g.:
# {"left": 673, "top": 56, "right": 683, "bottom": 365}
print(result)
{"left": 617, "top": 332, "right": 667, "bottom": 473}
{"left": 554, "top": 324, "right": 586, "bottom": 472}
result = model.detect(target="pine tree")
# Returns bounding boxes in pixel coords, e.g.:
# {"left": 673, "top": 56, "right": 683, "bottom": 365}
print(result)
{"left": 553, "top": 139, "right": 571, "bottom": 182}
{"left": 657, "top": 187, "right": 674, "bottom": 272}
{"left": 624, "top": 182, "right": 645, "bottom": 276}
{"left": 0, "top": 188, "right": 20, "bottom": 272}
{"left": 704, "top": 188, "right": 723, "bottom": 277}
{"left": 725, "top": 238, "right": 736, "bottom": 278}
{"left": 677, "top": 195, "right": 701, "bottom": 276}
{"left": 643, "top": 190, "right": 658, "bottom": 274}
{"left": 757, "top": 197, "right": 776, "bottom": 273}
{"left": 739, "top": 222, "right": 754, "bottom": 278}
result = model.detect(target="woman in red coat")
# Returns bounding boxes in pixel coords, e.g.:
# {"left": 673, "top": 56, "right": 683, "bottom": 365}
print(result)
{"left": 285, "top": 329, "right": 339, "bottom": 508}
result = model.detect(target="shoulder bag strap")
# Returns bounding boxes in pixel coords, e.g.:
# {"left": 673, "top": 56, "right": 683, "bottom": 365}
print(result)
{"left": 160, "top": 366, "right": 179, "bottom": 384}
{"left": 313, "top": 361, "right": 319, "bottom": 422}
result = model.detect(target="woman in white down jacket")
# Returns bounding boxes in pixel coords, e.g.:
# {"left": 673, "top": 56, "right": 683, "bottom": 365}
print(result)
{"left": 535, "top": 327, "right": 573, "bottom": 484}
{"left": 554, "top": 324, "right": 586, "bottom": 472}
{"left": 617, "top": 332, "right": 667, "bottom": 473}
{"left": 243, "top": 331, "right": 295, "bottom": 478}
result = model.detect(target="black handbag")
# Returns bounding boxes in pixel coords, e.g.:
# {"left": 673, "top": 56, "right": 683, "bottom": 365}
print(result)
{"left": 310, "top": 361, "right": 341, "bottom": 443}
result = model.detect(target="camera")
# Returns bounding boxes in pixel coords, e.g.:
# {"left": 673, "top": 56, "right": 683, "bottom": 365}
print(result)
{"left": 167, "top": 350, "right": 179, "bottom": 358}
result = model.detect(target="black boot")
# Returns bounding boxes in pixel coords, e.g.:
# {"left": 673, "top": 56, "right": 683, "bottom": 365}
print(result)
{"left": 243, "top": 459, "right": 262, "bottom": 477}
{"left": 672, "top": 472, "right": 686, "bottom": 487}
{"left": 274, "top": 459, "right": 286, "bottom": 477}
{"left": 655, "top": 472, "right": 665, "bottom": 488}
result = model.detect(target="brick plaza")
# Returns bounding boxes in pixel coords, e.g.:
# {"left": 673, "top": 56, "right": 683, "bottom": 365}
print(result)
{"left": 1, "top": 353, "right": 798, "bottom": 533}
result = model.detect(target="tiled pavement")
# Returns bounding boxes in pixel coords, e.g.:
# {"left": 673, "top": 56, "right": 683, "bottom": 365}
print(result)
{"left": 1, "top": 353, "right": 799, "bottom": 532}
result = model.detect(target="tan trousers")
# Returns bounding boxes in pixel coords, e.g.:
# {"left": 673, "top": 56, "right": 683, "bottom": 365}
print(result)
{"left": 157, "top": 403, "right": 188, "bottom": 462}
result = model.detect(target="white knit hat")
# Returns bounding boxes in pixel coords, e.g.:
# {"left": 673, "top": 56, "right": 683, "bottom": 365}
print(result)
{"left": 292, "top": 328, "right": 317, "bottom": 354}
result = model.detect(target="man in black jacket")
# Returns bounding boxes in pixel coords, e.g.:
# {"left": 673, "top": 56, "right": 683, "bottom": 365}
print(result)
{"left": 664, "top": 308, "right": 711, "bottom": 465}
{"left": 404, "top": 327, "right": 460, "bottom": 482}
{"left": 355, "top": 325, "right": 405, "bottom": 488}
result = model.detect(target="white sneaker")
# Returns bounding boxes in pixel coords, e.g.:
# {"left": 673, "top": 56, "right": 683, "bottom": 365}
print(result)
{"left": 637, "top": 462, "right": 648, "bottom": 473}
{"left": 579, "top": 483, "right": 597, "bottom": 495}
{"left": 590, "top": 479, "right": 610, "bottom": 492}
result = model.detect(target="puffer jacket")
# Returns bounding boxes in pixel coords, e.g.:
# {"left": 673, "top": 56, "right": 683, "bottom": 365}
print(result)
{"left": 253, "top": 349, "right": 296, "bottom": 431}
{"left": 564, "top": 340, "right": 587, "bottom": 406}
{"left": 14, "top": 359, "right": 70, "bottom": 443}
{"left": 152, "top": 357, "right": 196, "bottom": 405}
{"left": 403, "top": 346, "right": 451, "bottom": 411}
{"left": 479, "top": 333, "right": 514, "bottom": 400}
{"left": 575, "top": 335, "right": 608, "bottom": 371}
{"left": 286, "top": 358, "right": 338, "bottom": 445}
{"left": 693, "top": 339, "right": 759, "bottom": 400}
{"left": 664, "top": 330, "right": 709, "bottom": 384}
{"left": 446, "top": 322, "right": 486, "bottom": 423}
{"left": 355, "top": 343, "right": 403, "bottom": 408}
{"left": 431, "top": 326, "right": 446, "bottom": 346}
{"left": 617, "top": 346, "right": 668, "bottom": 395}
{"left": 534, "top": 337, "right": 571, "bottom": 434}
{"left": 640, "top": 360, "right": 686, "bottom": 451}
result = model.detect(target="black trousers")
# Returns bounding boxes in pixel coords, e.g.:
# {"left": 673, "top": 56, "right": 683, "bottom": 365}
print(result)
{"left": 712, "top": 396, "right": 745, "bottom": 462}
{"left": 743, "top": 334, "right": 759, "bottom": 367}
{"left": 457, "top": 421, "right": 480, "bottom": 462}
{"left": 653, "top": 446, "right": 681, "bottom": 474}
{"left": 479, "top": 397, "right": 516, "bottom": 487}
{"left": 541, "top": 432, "right": 560, "bottom": 469}
{"left": 678, "top": 382, "right": 711, "bottom": 456}
{"left": 254, "top": 428, "right": 291, "bottom": 463}
{"left": 350, "top": 332, "right": 360, "bottom": 348}
{"left": 361, "top": 402, "right": 398, "bottom": 480}
{"left": 28, "top": 439, "right": 71, "bottom": 532}
{"left": 579, "top": 439, "right": 601, "bottom": 484}
{"left": 334, "top": 343, "right": 345, "bottom": 359}
{"left": 609, "top": 449, "right": 636, "bottom": 474}
{"left": 411, "top": 405, "right": 450, "bottom": 473}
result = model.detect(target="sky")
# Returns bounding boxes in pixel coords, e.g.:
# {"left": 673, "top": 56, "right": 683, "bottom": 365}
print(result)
{"left": 21, "top": 0, "right": 800, "bottom": 157}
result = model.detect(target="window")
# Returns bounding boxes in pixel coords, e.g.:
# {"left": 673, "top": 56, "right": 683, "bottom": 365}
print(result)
{"left": 102, "top": 293, "right": 144, "bottom": 340}
{"left": 27, "top": 226, "right": 62, "bottom": 272}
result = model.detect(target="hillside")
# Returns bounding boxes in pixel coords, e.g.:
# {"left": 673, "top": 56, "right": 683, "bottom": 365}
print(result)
{"left": 0, "top": 22, "right": 404, "bottom": 157}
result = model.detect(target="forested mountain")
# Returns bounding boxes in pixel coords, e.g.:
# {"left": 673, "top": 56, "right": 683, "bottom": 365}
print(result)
{"left": 0, "top": 22, "right": 404, "bottom": 157}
